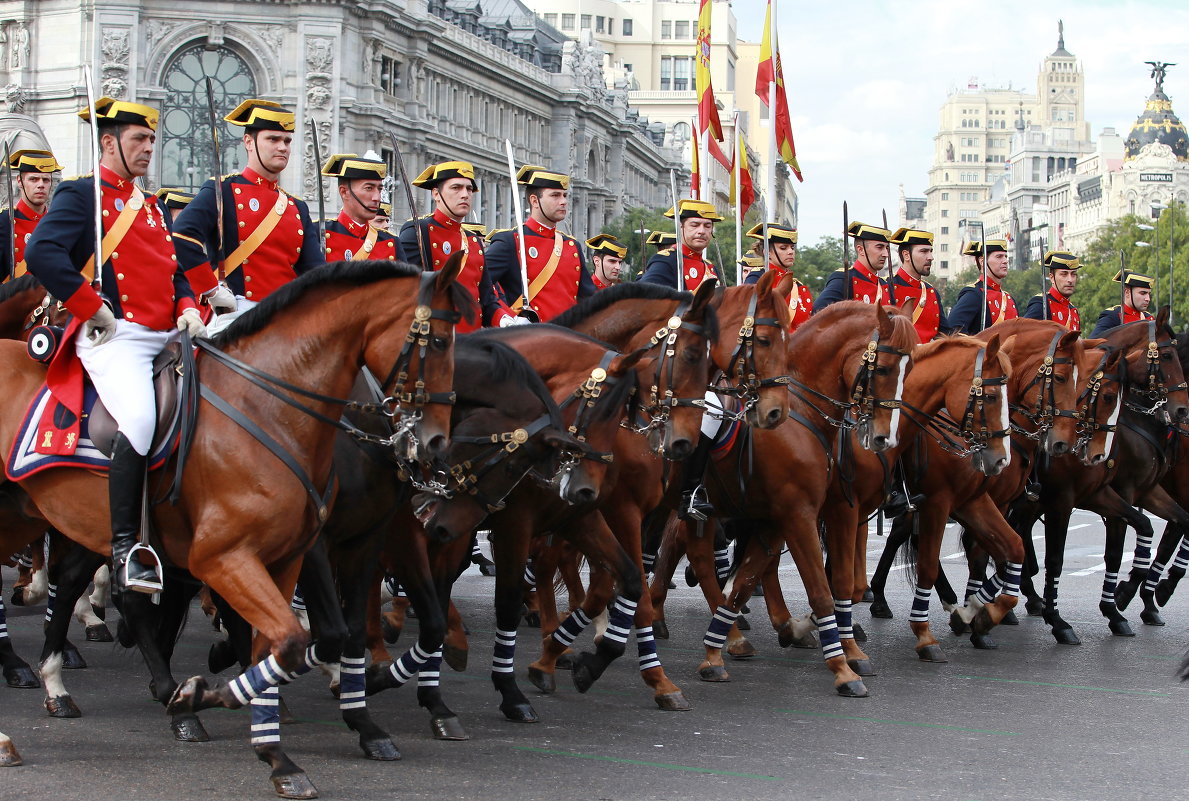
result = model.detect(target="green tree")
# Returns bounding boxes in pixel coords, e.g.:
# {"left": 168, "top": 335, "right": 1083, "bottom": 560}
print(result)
{"left": 794, "top": 235, "right": 847, "bottom": 294}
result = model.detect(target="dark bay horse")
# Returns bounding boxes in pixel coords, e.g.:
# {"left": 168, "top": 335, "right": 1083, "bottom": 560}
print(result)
{"left": 3, "top": 258, "right": 472, "bottom": 799}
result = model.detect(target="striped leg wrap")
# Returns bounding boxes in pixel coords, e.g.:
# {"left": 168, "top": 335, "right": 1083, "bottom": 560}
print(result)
{"left": 964, "top": 578, "right": 982, "bottom": 600}
{"left": 1171, "top": 540, "right": 1189, "bottom": 573}
{"left": 908, "top": 587, "right": 932, "bottom": 623}
{"left": 1133, "top": 532, "right": 1154, "bottom": 571}
{"left": 642, "top": 552, "right": 656, "bottom": 574}
{"left": 603, "top": 596, "right": 637, "bottom": 646}
{"left": 834, "top": 599, "right": 854, "bottom": 640}
{"left": 228, "top": 646, "right": 323, "bottom": 707}
{"left": 549, "top": 609, "right": 592, "bottom": 649}
{"left": 290, "top": 585, "right": 306, "bottom": 613}
{"left": 417, "top": 651, "right": 443, "bottom": 689}
{"left": 16, "top": 550, "right": 32, "bottom": 569}
{"left": 814, "top": 614, "right": 843, "bottom": 661}
{"left": 714, "top": 548, "right": 731, "bottom": 581}
{"left": 250, "top": 686, "right": 281, "bottom": 745}
{"left": 1100, "top": 571, "right": 1117, "bottom": 604}
{"left": 471, "top": 538, "right": 484, "bottom": 560}
{"left": 1001, "top": 562, "right": 1023, "bottom": 598}
{"left": 338, "top": 655, "right": 366, "bottom": 711}
{"left": 1144, "top": 560, "right": 1166, "bottom": 594}
{"left": 1046, "top": 576, "right": 1062, "bottom": 612}
{"left": 386, "top": 641, "right": 435, "bottom": 687}
{"left": 382, "top": 575, "right": 399, "bottom": 598}
{"left": 492, "top": 628, "right": 517, "bottom": 674}
{"left": 45, "top": 583, "right": 56, "bottom": 625}
{"left": 703, "top": 605, "right": 739, "bottom": 649}
{"left": 635, "top": 626, "right": 661, "bottom": 673}
{"left": 522, "top": 562, "right": 536, "bottom": 586}
{"left": 0, "top": 594, "right": 8, "bottom": 640}
{"left": 974, "top": 574, "right": 1003, "bottom": 606}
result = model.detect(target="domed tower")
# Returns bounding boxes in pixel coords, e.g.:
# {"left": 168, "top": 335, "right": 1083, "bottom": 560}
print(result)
{"left": 1124, "top": 62, "right": 1188, "bottom": 161}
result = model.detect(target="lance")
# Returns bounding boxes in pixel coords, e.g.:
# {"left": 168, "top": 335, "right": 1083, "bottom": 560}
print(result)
{"left": 842, "top": 201, "right": 851, "bottom": 301}
{"left": 978, "top": 223, "right": 987, "bottom": 333}
{"left": 669, "top": 168, "right": 684, "bottom": 292}
{"left": 386, "top": 133, "right": 427, "bottom": 271}
{"left": 2, "top": 137, "right": 15, "bottom": 279}
{"left": 1040, "top": 234, "right": 1049, "bottom": 322}
{"left": 308, "top": 117, "right": 326, "bottom": 242}
{"left": 1119, "top": 249, "right": 1127, "bottom": 321}
{"left": 82, "top": 66, "right": 103, "bottom": 293}
{"left": 203, "top": 77, "right": 226, "bottom": 282}
{"left": 503, "top": 139, "right": 533, "bottom": 315}
{"left": 882, "top": 207, "right": 891, "bottom": 279}
{"left": 636, "top": 215, "right": 646, "bottom": 283}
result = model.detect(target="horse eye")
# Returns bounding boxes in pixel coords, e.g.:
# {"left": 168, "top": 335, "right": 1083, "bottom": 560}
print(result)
{"left": 755, "top": 337, "right": 772, "bottom": 347}
{"left": 431, "top": 336, "right": 450, "bottom": 351}
{"left": 1054, "top": 374, "right": 1066, "bottom": 384}
{"left": 985, "top": 393, "right": 998, "bottom": 402}
{"left": 875, "top": 366, "right": 891, "bottom": 377}
{"left": 1104, "top": 394, "right": 1117, "bottom": 405}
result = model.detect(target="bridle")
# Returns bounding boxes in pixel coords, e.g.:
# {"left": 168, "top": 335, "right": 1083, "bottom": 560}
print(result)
{"left": 901, "top": 345, "right": 1010, "bottom": 458}
{"left": 1067, "top": 349, "right": 1122, "bottom": 458}
{"left": 1010, "top": 331, "right": 1072, "bottom": 441}
{"left": 627, "top": 300, "right": 712, "bottom": 451}
{"left": 788, "top": 327, "right": 910, "bottom": 433}
{"left": 714, "top": 288, "right": 791, "bottom": 419}
{"left": 1124, "top": 319, "right": 1186, "bottom": 418}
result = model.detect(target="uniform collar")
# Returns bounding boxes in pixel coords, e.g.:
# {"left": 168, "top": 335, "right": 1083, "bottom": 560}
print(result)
{"left": 525, "top": 217, "right": 556, "bottom": 237}
{"left": 895, "top": 267, "right": 923, "bottom": 286}
{"left": 681, "top": 244, "right": 704, "bottom": 260}
{"left": 765, "top": 264, "right": 789, "bottom": 282}
{"left": 432, "top": 208, "right": 462, "bottom": 230}
{"left": 1047, "top": 286, "right": 1069, "bottom": 305}
{"left": 981, "top": 274, "right": 1002, "bottom": 291}
{"left": 16, "top": 197, "right": 42, "bottom": 222}
{"left": 99, "top": 164, "right": 136, "bottom": 195}
{"left": 337, "top": 209, "right": 369, "bottom": 236}
{"left": 242, "top": 166, "right": 279, "bottom": 191}
{"left": 851, "top": 258, "right": 879, "bottom": 282}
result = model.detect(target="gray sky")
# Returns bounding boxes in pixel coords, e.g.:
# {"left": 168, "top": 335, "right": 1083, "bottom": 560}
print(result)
{"left": 734, "top": 0, "right": 1189, "bottom": 245}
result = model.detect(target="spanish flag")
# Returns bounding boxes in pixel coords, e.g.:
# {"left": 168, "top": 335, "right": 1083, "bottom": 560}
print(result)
{"left": 755, "top": 0, "right": 803, "bottom": 181}
{"left": 696, "top": 0, "right": 724, "bottom": 143}
{"left": 729, "top": 130, "right": 756, "bottom": 217}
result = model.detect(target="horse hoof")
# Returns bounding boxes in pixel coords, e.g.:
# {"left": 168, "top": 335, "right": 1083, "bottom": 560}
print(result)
{"left": 655, "top": 691, "right": 692, "bottom": 711}
{"left": 1154, "top": 580, "right": 1175, "bottom": 607}
{"left": 1052, "top": 628, "right": 1081, "bottom": 646}
{"left": 116, "top": 619, "right": 135, "bottom": 648}
{"left": 999, "top": 609, "right": 1019, "bottom": 626}
{"left": 1140, "top": 609, "right": 1165, "bottom": 627}
{"left": 727, "top": 639, "right": 756, "bottom": 660}
{"left": 571, "top": 660, "right": 597, "bottom": 694}
{"left": 45, "top": 694, "right": 81, "bottom": 718}
{"left": 499, "top": 702, "right": 539, "bottom": 723}
{"left": 869, "top": 598, "right": 893, "bottom": 619}
{"left": 1109, "top": 619, "right": 1135, "bottom": 637}
{"left": 430, "top": 715, "right": 469, "bottom": 741}
{"left": 166, "top": 676, "right": 207, "bottom": 715}
{"left": 916, "top": 644, "right": 948, "bottom": 663}
{"left": 697, "top": 664, "right": 730, "bottom": 682}
{"left": 852, "top": 623, "right": 868, "bottom": 643}
{"left": 527, "top": 666, "right": 556, "bottom": 694}
{"left": 652, "top": 620, "right": 669, "bottom": 640}
{"left": 521, "top": 609, "right": 541, "bottom": 628}
{"left": 4, "top": 665, "right": 40, "bottom": 689}
{"left": 847, "top": 659, "right": 876, "bottom": 677}
{"left": 443, "top": 644, "right": 468, "bottom": 672}
{"left": 0, "top": 740, "right": 21, "bottom": 767}
{"left": 271, "top": 771, "right": 318, "bottom": 800}
{"left": 835, "top": 680, "right": 869, "bottom": 698}
{"left": 61, "top": 647, "right": 87, "bottom": 671}
{"left": 969, "top": 632, "right": 997, "bottom": 650}
{"left": 361, "top": 737, "right": 401, "bottom": 761}
{"left": 9, "top": 588, "right": 25, "bottom": 607}
{"left": 380, "top": 617, "right": 400, "bottom": 645}
{"left": 861, "top": 588, "right": 875, "bottom": 603}
{"left": 1025, "top": 597, "right": 1045, "bottom": 616}
{"left": 948, "top": 610, "right": 969, "bottom": 635}
{"left": 1114, "top": 580, "right": 1137, "bottom": 611}
{"left": 171, "top": 716, "right": 210, "bottom": 742}
{"left": 85, "top": 623, "right": 113, "bottom": 642}
{"left": 735, "top": 614, "right": 751, "bottom": 631}
{"left": 554, "top": 651, "right": 577, "bottom": 671}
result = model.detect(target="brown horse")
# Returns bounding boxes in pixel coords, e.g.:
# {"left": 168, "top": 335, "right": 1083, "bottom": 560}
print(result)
{"left": 2, "top": 257, "right": 471, "bottom": 799}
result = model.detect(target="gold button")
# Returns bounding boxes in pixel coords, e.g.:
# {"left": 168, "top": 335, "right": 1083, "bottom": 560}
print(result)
{"left": 432, "top": 242, "right": 438, "bottom": 248}
{"left": 325, "top": 248, "right": 331, "bottom": 254}
{"left": 245, "top": 275, "right": 252, "bottom": 282}
{"left": 121, "top": 294, "right": 128, "bottom": 301}
{"left": 434, "top": 259, "right": 440, "bottom": 266}
{"left": 237, "top": 204, "right": 244, "bottom": 210}
{"left": 298, "top": 229, "right": 303, "bottom": 235}
{"left": 111, "top": 251, "right": 119, "bottom": 259}
{"left": 171, "top": 254, "right": 177, "bottom": 260}
{"left": 126, "top": 312, "right": 134, "bottom": 319}
{"left": 245, "top": 291, "right": 253, "bottom": 298}
{"left": 102, "top": 210, "right": 110, "bottom": 217}
{"left": 239, "top": 221, "right": 245, "bottom": 228}
{"left": 117, "top": 272, "right": 125, "bottom": 280}
{"left": 234, "top": 187, "right": 242, "bottom": 194}
{"left": 165, "top": 235, "right": 172, "bottom": 242}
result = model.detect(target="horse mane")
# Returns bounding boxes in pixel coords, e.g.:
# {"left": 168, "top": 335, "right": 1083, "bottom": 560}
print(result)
{"left": 212, "top": 260, "right": 426, "bottom": 346}
{"left": 0, "top": 272, "right": 41, "bottom": 303}
{"left": 551, "top": 282, "right": 688, "bottom": 329}
{"left": 912, "top": 333, "right": 985, "bottom": 361}
{"left": 884, "top": 309, "right": 921, "bottom": 351}
{"left": 454, "top": 338, "right": 564, "bottom": 429}
{"left": 792, "top": 300, "right": 918, "bottom": 350}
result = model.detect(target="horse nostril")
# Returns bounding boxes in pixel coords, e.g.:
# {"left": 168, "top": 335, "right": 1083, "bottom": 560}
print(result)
{"left": 428, "top": 523, "right": 452, "bottom": 542}
{"left": 1051, "top": 441, "right": 1069, "bottom": 456}
{"left": 1091, "top": 453, "right": 1105, "bottom": 465}
{"left": 872, "top": 435, "right": 888, "bottom": 450}
{"left": 765, "top": 407, "right": 782, "bottom": 427}
{"left": 1177, "top": 406, "right": 1189, "bottom": 422}
{"left": 425, "top": 434, "right": 447, "bottom": 459}
{"left": 570, "top": 486, "right": 598, "bottom": 505}
{"left": 668, "top": 439, "right": 693, "bottom": 461}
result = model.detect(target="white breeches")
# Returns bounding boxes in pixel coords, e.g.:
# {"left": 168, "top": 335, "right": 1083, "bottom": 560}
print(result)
{"left": 206, "top": 296, "right": 259, "bottom": 337}
{"left": 76, "top": 321, "right": 176, "bottom": 456}
{"left": 701, "top": 389, "right": 726, "bottom": 439}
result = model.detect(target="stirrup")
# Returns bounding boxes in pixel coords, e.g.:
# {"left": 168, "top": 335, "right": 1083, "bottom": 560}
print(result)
{"left": 123, "top": 543, "right": 164, "bottom": 594}
{"left": 680, "top": 486, "right": 712, "bottom": 523}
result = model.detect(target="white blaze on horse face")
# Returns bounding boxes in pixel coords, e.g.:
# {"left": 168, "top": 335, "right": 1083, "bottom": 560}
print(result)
{"left": 998, "top": 384, "right": 1011, "bottom": 467}
{"left": 886, "top": 354, "right": 910, "bottom": 448}
{"left": 1102, "top": 391, "right": 1123, "bottom": 458}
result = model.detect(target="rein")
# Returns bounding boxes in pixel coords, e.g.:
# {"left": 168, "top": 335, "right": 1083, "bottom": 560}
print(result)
{"left": 1009, "top": 331, "right": 1070, "bottom": 441}
{"left": 715, "top": 288, "right": 791, "bottom": 418}
{"left": 786, "top": 327, "right": 909, "bottom": 432}
{"left": 627, "top": 300, "right": 713, "bottom": 445}
{"left": 899, "top": 345, "right": 1010, "bottom": 458}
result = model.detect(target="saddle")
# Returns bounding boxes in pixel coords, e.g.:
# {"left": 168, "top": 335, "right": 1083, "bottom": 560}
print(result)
{"left": 88, "top": 343, "right": 183, "bottom": 458}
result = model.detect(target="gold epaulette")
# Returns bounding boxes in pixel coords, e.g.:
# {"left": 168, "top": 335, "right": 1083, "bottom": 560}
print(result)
{"left": 657, "top": 246, "right": 675, "bottom": 256}
{"left": 486, "top": 227, "right": 512, "bottom": 243}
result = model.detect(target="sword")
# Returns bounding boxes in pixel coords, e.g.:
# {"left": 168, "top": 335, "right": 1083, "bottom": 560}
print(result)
{"left": 979, "top": 223, "right": 987, "bottom": 332}
{"left": 669, "top": 168, "right": 684, "bottom": 292}
{"left": 1119, "top": 250, "right": 1127, "bottom": 321}
{"left": 203, "top": 77, "right": 226, "bottom": 282}
{"left": 2, "top": 137, "right": 15, "bottom": 279}
{"left": 308, "top": 117, "right": 326, "bottom": 242}
{"left": 881, "top": 207, "right": 891, "bottom": 279}
{"left": 504, "top": 139, "right": 532, "bottom": 312}
{"left": 842, "top": 201, "right": 850, "bottom": 301}
{"left": 1040, "top": 234, "right": 1049, "bottom": 322}
{"left": 386, "top": 134, "right": 426, "bottom": 270}
{"left": 82, "top": 66, "right": 103, "bottom": 293}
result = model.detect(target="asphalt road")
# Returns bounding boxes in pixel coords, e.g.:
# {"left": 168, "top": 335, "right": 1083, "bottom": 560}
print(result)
{"left": 1, "top": 509, "right": 1186, "bottom": 801}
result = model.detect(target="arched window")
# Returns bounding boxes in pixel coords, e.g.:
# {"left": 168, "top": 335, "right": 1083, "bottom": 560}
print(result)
{"left": 160, "top": 44, "right": 258, "bottom": 191}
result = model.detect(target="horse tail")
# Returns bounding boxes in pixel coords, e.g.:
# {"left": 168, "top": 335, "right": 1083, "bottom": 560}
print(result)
{"left": 896, "top": 514, "right": 919, "bottom": 590}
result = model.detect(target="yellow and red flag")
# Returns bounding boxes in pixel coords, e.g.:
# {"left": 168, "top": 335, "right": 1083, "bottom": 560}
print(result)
{"left": 696, "top": 0, "right": 724, "bottom": 142}
{"left": 755, "top": 0, "right": 803, "bottom": 181}
{"left": 730, "top": 130, "right": 756, "bottom": 217}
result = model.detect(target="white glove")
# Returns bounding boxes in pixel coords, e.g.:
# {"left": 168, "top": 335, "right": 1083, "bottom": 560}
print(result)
{"left": 177, "top": 307, "right": 208, "bottom": 339}
{"left": 203, "top": 284, "right": 237, "bottom": 315}
{"left": 499, "top": 314, "right": 533, "bottom": 327}
{"left": 84, "top": 305, "right": 116, "bottom": 346}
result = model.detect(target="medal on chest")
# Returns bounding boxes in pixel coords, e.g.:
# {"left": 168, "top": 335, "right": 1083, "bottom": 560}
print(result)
{"left": 250, "top": 197, "right": 260, "bottom": 212}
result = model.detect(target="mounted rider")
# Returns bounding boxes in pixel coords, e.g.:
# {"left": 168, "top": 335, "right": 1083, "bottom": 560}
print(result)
{"left": 585, "top": 233, "right": 627, "bottom": 289}
{"left": 0, "top": 148, "right": 63, "bottom": 281}
{"left": 948, "top": 239, "right": 1017, "bottom": 334}
{"left": 399, "top": 160, "right": 517, "bottom": 332}
{"left": 172, "top": 99, "right": 324, "bottom": 332}
{"left": 487, "top": 165, "right": 595, "bottom": 321}
{"left": 1089, "top": 270, "right": 1154, "bottom": 338}
{"left": 639, "top": 198, "right": 722, "bottom": 291}
{"left": 743, "top": 222, "right": 813, "bottom": 331}
{"left": 320, "top": 153, "right": 403, "bottom": 263}
{"left": 1024, "top": 250, "right": 1081, "bottom": 331}
{"left": 154, "top": 188, "right": 195, "bottom": 228}
{"left": 25, "top": 98, "right": 203, "bottom": 597}
{"left": 646, "top": 230, "right": 676, "bottom": 252}
{"left": 813, "top": 222, "right": 892, "bottom": 311}
{"left": 888, "top": 227, "right": 950, "bottom": 342}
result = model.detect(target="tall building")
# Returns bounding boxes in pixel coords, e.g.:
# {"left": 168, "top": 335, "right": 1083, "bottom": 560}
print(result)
{"left": 0, "top": 0, "right": 679, "bottom": 242}
{"left": 924, "top": 22, "right": 1088, "bottom": 279}
{"left": 526, "top": 0, "right": 798, "bottom": 226}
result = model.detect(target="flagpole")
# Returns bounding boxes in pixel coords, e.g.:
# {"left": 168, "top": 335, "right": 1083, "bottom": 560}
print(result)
{"left": 734, "top": 113, "right": 742, "bottom": 286}
{"left": 766, "top": 0, "right": 779, "bottom": 222}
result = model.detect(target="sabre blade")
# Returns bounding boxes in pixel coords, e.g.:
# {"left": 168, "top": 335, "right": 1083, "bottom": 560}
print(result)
{"left": 3, "top": 137, "right": 14, "bottom": 278}
{"left": 308, "top": 117, "right": 326, "bottom": 241}
{"left": 669, "top": 169, "right": 683, "bottom": 292}
{"left": 387, "top": 135, "right": 426, "bottom": 271}
{"left": 504, "top": 139, "right": 531, "bottom": 310}
{"left": 82, "top": 66, "right": 103, "bottom": 292}
{"left": 204, "top": 77, "right": 226, "bottom": 282}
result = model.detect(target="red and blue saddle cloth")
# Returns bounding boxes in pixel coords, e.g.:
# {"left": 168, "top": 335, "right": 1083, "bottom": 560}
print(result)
{"left": 709, "top": 394, "right": 743, "bottom": 460}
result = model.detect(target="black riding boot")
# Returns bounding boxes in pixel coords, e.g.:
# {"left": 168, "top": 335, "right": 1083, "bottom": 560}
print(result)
{"left": 883, "top": 457, "right": 925, "bottom": 519}
{"left": 678, "top": 433, "right": 715, "bottom": 522}
{"left": 109, "top": 432, "right": 161, "bottom": 597}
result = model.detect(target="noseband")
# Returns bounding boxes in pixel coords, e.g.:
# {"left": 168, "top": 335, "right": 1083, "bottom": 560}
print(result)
{"left": 1011, "top": 331, "right": 1072, "bottom": 441}
{"left": 717, "top": 289, "right": 791, "bottom": 415}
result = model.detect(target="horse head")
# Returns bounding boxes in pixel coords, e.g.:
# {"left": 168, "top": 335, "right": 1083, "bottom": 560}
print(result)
{"left": 966, "top": 333, "right": 1013, "bottom": 476}
{"left": 854, "top": 302, "right": 917, "bottom": 452}
{"left": 649, "top": 278, "right": 717, "bottom": 461}
{"left": 1106, "top": 309, "right": 1189, "bottom": 426}
{"left": 1072, "top": 341, "right": 1123, "bottom": 466}
{"left": 712, "top": 270, "right": 790, "bottom": 430}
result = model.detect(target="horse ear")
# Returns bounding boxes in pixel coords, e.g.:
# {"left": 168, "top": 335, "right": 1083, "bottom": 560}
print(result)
{"left": 687, "top": 277, "right": 717, "bottom": 320}
{"left": 608, "top": 345, "right": 650, "bottom": 376}
{"left": 1156, "top": 304, "right": 1172, "bottom": 332}
{"left": 1058, "top": 330, "right": 1080, "bottom": 351}
{"left": 897, "top": 296, "right": 919, "bottom": 319}
{"left": 435, "top": 251, "right": 466, "bottom": 289}
{"left": 755, "top": 267, "right": 776, "bottom": 299}
{"left": 773, "top": 272, "right": 796, "bottom": 301}
{"left": 983, "top": 332, "right": 1002, "bottom": 363}
{"left": 1102, "top": 346, "right": 1123, "bottom": 372}
{"left": 875, "top": 299, "right": 893, "bottom": 337}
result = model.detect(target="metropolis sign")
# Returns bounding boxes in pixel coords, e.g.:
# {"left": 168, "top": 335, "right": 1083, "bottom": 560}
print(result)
{"left": 1139, "top": 172, "right": 1173, "bottom": 182}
